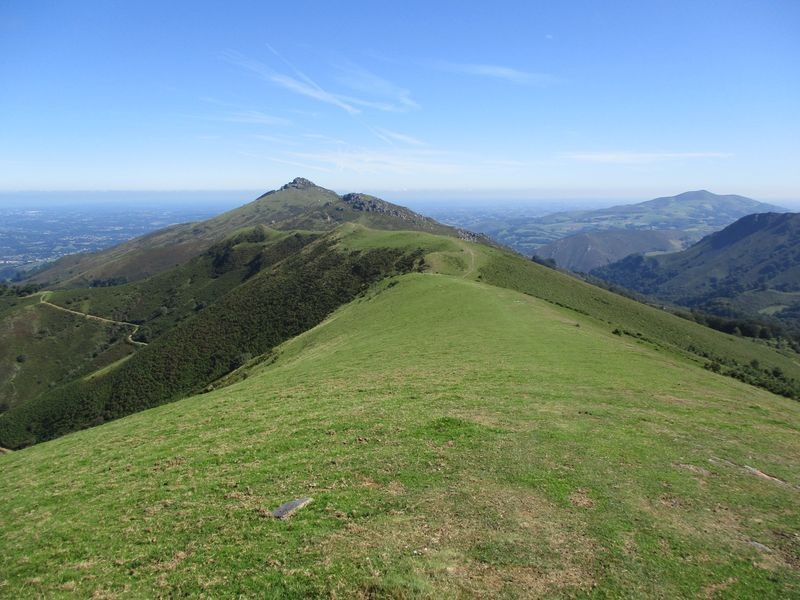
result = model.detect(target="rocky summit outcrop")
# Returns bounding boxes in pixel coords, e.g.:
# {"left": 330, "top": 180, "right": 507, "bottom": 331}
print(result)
{"left": 457, "top": 229, "right": 492, "bottom": 244}
{"left": 281, "top": 177, "right": 317, "bottom": 191}
{"left": 342, "top": 193, "right": 429, "bottom": 222}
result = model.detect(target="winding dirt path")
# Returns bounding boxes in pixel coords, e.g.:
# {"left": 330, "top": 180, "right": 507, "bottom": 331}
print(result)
{"left": 38, "top": 292, "right": 147, "bottom": 347}
{"left": 458, "top": 241, "right": 479, "bottom": 279}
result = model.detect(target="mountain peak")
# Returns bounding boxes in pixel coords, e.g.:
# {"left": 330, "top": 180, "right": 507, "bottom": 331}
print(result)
{"left": 281, "top": 177, "right": 318, "bottom": 191}
{"left": 675, "top": 189, "right": 716, "bottom": 199}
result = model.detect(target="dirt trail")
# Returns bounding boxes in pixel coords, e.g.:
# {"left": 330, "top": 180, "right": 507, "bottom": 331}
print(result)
{"left": 459, "top": 241, "right": 478, "bottom": 279}
{"left": 38, "top": 292, "right": 147, "bottom": 347}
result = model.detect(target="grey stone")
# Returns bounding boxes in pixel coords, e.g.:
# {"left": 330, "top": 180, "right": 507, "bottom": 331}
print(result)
{"left": 272, "top": 497, "right": 313, "bottom": 519}
{"left": 748, "top": 540, "right": 772, "bottom": 553}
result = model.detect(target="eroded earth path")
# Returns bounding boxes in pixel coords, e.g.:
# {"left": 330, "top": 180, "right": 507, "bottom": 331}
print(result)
{"left": 37, "top": 292, "right": 147, "bottom": 347}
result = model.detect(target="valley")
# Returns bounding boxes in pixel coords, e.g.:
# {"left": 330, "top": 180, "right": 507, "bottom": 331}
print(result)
{"left": 593, "top": 212, "right": 800, "bottom": 335}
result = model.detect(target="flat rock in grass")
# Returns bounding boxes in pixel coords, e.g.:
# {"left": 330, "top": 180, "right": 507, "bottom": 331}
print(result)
{"left": 748, "top": 540, "right": 772, "bottom": 553}
{"left": 272, "top": 497, "right": 313, "bottom": 519}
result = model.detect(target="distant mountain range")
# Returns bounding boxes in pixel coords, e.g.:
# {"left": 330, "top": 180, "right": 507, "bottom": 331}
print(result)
{"left": 470, "top": 190, "right": 785, "bottom": 268}
{"left": 593, "top": 212, "right": 800, "bottom": 329}
{"left": 533, "top": 190, "right": 784, "bottom": 234}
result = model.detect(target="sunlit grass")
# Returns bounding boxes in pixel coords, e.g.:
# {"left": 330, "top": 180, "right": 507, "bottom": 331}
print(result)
{"left": 2, "top": 273, "right": 798, "bottom": 597}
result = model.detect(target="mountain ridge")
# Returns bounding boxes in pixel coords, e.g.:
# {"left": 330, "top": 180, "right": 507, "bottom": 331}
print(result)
{"left": 592, "top": 212, "right": 800, "bottom": 328}
{"left": 449, "top": 189, "right": 786, "bottom": 261}
{"left": 4, "top": 185, "right": 800, "bottom": 449}
{"left": 27, "top": 178, "right": 486, "bottom": 288}
{"left": 535, "top": 190, "right": 785, "bottom": 226}
{"left": 524, "top": 190, "right": 787, "bottom": 271}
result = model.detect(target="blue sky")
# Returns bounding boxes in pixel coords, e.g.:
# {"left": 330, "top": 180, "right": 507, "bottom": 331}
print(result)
{"left": 1, "top": 1, "right": 798, "bottom": 200}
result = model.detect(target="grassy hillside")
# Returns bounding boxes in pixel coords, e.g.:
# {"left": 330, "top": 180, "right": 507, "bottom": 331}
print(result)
{"left": 479, "top": 245, "right": 800, "bottom": 390}
{"left": 1, "top": 272, "right": 798, "bottom": 597}
{"left": 5, "top": 223, "right": 800, "bottom": 449}
{"left": 28, "top": 179, "right": 467, "bottom": 289}
{"left": 338, "top": 226, "right": 800, "bottom": 398}
{"left": 1, "top": 178, "right": 474, "bottom": 421}
{"left": 1, "top": 173, "right": 492, "bottom": 444}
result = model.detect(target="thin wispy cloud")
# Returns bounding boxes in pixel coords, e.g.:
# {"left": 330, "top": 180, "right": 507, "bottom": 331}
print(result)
{"left": 564, "top": 151, "right": 733, "bottom": 164}
{"left": 183, "top": 111, "right": 290, "bottom": 126}
{"left": 222, "top": 49, "right": 419, "bottom": 116}
{"left": 270, "top": 72, "right": 361, "bottom": 114}
{"left": 333, "top": 63, "right": 419, "bottom": 112}
{"left": 252, "top": 133, "right": 300, "bottom": 146}
{"left": 221, "top": 49, "right": 360, "bottom": 114}
{"left": 193, "top": 97, "right": 293, "bottom": 125}
{"left": 374, "top": 128, "right": 425, "bottom": 146}
{"left": 437, "top": 61, "right": 555, "bottom": 85}
{"left": 303, "top": 133, "right": 348, "bottom": 145}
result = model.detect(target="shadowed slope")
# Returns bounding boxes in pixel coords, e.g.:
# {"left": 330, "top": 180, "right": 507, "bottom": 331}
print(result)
{"left": 534, "top": 229, "right": 687, "bottom": 272}
{"left": 593, "top": 212, "right": 800, "bottom": 326}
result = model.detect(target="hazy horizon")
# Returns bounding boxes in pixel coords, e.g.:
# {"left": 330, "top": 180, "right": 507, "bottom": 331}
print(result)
{"left": 1, "top": 187, "right": 798, "bottom": 212}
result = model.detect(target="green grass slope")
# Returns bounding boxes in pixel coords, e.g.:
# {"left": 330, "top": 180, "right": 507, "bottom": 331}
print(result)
{"left": 5, "top": 223, "right": 799, "bottom": 448}
{"left": 478, "top": 245, "right": 800, "bottom": 396}
{"left": 1, "top": 273, "right": 798, "bottom": 597}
